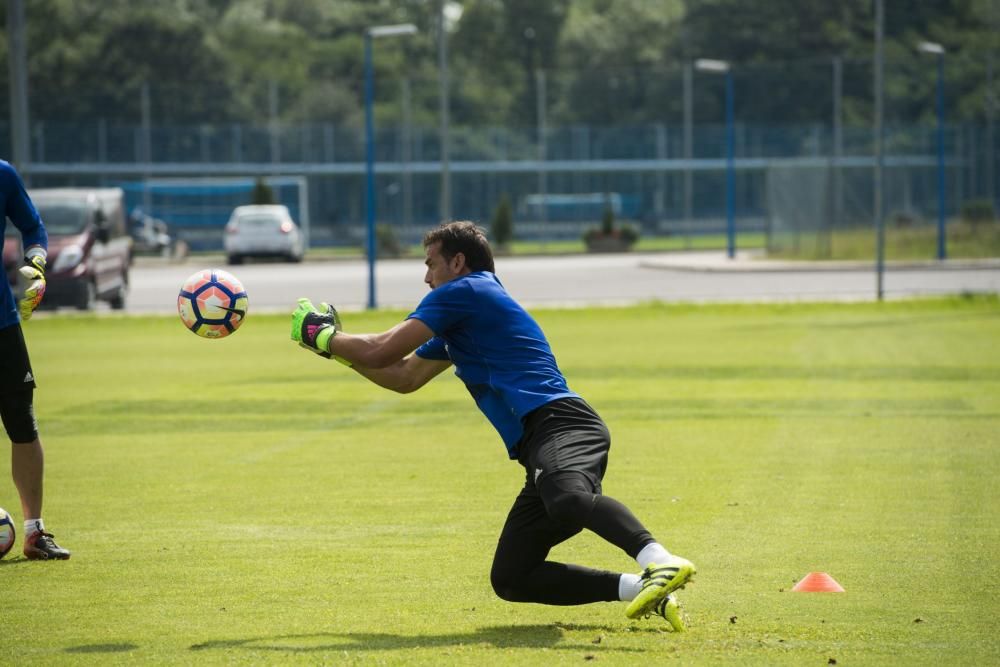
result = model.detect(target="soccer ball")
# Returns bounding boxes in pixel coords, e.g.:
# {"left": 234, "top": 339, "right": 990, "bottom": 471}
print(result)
{"left": 177, "top": 269, "right": 249, "bottom": 339}
{"left": 0, "top": 507, "right": 14, "bottom": 560}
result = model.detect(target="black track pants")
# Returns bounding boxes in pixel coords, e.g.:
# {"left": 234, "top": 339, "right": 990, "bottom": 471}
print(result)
{"left": 489, "top": 398, "right": 655, "bottom": 605}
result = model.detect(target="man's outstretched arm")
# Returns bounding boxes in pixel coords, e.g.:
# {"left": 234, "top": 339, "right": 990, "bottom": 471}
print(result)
{"left": 332, "top": 318, "right": 452, "bottom": 392}
{"left": 330, "top": 317, "right": 436, "bottom": 369}
{"left": 351, "top": 353, "right": 452, "bottom": 394}
{"left": 292, "top": 299, "right": 449, "bottom": 392}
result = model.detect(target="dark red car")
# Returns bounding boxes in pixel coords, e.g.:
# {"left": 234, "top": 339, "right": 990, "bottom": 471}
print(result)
{"left": 4, "top": 188, "right": 132, "bottom": 310}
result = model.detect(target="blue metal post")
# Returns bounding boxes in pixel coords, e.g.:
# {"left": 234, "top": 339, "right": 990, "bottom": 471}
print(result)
{"left": 935, "top": 53, "right": 947, "bottom": 261}
{"left": 364, "top": 33, "right": 377, "bottom": 309}
{"left": 725, "top": 69, "right": 736, "bottom": 259}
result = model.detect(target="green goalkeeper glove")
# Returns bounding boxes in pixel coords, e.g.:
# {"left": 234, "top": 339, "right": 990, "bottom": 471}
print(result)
{"left": 290, "top": 298, "right": 352, "bottom": 366}
{"left": 18, "top": 254, "right": 47, "bottom": 321}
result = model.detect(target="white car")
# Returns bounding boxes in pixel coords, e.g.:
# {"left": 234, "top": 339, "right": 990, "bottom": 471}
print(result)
{"left": 224, "top": 204, "right": 304, "bottom": 264}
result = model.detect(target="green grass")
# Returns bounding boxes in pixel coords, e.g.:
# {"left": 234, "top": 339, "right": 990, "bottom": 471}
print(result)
{"left": 189, "top": 232, "right": 766, "bottom": 262}
{"left": 192, "top": 222, "right": 1000, "bottom": 263}
{"left": 3, "top": 297, "right": 1000, "bottom": 665}
{"left": 768, "top": 221, "right": 1000, "bottom": 261}
{"left": 504, "top": 232, "right": 767, "bottom": 255}
{"left": 189, "top": 222, "right": 1000, "bottom": 263}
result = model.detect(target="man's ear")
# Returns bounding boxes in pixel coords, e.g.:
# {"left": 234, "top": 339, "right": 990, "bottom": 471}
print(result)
{"left": 451, "top": 251, "right": 467, "bottom": 273}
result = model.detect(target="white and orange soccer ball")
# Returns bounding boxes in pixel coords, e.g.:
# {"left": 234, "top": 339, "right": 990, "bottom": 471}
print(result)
{"left": 0, "top": 507, "right": 14, "bottom": 560}
{"left": 177, "top": 269, "right": 248, "bottom": 339}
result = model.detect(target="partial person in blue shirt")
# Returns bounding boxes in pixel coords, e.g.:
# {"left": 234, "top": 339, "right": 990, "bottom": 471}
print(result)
{"left": 291, "top": 221, "right": 695, "bottom": 629}
{"left": 0, "top": 159, "right": 71, "bottom": 560}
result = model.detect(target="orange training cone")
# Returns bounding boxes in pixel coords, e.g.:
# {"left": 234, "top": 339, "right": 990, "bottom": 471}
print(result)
{"left": 791, "top": 572, "right": 845, "bottom": 592}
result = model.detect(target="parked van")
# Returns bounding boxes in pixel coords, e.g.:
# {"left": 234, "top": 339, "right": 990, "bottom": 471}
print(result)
{"left": 3, "top": 187, "right": 132, "bottom": 310}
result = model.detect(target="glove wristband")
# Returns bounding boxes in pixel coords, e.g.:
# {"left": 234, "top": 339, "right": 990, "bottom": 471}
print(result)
{"left": 24, "top": 247, "right": 46, "bottom": 272}
{"left": 314, "top": 326, "right": 336, "bottom": 354}
{"left": 314, "top": 325, "right": 351, "bottom": 366}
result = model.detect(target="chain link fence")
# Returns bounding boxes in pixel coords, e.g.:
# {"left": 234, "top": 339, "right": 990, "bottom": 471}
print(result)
{"left": 1, "top": 60, "right": 996, "bottom": 255}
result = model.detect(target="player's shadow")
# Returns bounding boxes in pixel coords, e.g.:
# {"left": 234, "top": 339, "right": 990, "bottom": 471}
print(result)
{"left": 0, "top": 555, "right": 33, "bottom": 566}
{"left": 190, "top": 624, "right": 651, "bottom": 654}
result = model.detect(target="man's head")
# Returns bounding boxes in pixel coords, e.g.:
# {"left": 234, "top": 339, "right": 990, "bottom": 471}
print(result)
{"left": 422, "top": 221, "right": 495, "bottom": 289}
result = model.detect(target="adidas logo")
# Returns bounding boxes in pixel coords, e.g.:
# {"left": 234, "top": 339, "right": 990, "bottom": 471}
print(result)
{"left": 23, "top": 371, "right": 33, "bottom": 383}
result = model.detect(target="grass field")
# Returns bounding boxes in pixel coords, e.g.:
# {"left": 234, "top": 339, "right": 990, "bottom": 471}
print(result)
{"left": 197, "top": 221, "right": 999, "bottom": 263}
{"left": 221, "top": 232, "right": 768, "bottom": 261}
{"left": 767, "top": 221, "right": 1000, "bottom": 261}
{"left": 2, "top": 297, "right": 999, "bottom": 665}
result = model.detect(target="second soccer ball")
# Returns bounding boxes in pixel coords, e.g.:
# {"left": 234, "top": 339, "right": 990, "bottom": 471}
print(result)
{"left": 0, "top": 507, "right": 15, "bottom": 559}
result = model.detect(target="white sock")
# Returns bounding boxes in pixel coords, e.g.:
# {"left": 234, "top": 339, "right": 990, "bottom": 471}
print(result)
{"left": 24, "top": 518, "right": 44, "bottom": 537}
{"left": 636, "top": 542, "right": 671, "bottom": 569}
{"left": 618, "top": 573, "right": 643, "bottom": 601}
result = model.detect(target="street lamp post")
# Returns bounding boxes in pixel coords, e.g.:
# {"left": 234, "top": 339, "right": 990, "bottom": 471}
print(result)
{"left": 683, "top": 62, "right": 693, "bottom": 248}
{"left": 6, "top": 0, "right": 30, "bottom": 176}
{"left": 874, "top": 0, "right": 885, "bottom": 299}
{"left": 364, "top": 23, "right": 418, "bottom": 310}
{"left": 695, "top": 59, "right": 736, "bottom": 258}
{"left": 918, "top": 40, "right": 947, "bottom": 261}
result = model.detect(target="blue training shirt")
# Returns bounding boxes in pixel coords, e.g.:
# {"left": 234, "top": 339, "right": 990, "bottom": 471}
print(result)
{"left": 0, "top": 160, "right": 46, "bottom": 329}
{"left": 408, "top": 271, "right": 578, "bottom": 458}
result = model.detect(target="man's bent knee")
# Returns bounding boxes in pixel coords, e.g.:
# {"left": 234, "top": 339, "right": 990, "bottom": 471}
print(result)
{"left": 490, "top": 565, "right": 524, "bottom": 602}
{"left": 539, "top": 473, "right": 599, "bottom": 528}
{"left": 543, "top": 489, "right": 597, "bottom": 528}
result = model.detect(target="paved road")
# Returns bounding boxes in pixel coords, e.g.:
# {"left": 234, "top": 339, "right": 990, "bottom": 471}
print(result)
{"left": 122, "top": 251, "right": 1000, "bottom": 315}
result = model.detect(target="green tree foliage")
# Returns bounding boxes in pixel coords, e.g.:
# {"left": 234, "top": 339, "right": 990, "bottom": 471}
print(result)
{"left": 490, "top": 194, "right": 513, "bottom": 247}
{"left": 556, "top": 0, "right": 684, "bottom": 124}
{"left": 601, "top": 197, "right": 615, "bottom": 235}
{"left": 250, "top": 177, "right": 275, "bottom": 205}
{"left": 679, "top": 0, "right": 1000, "bottom": 125}
{"left": 451, "top": 0, "right": 571, "bottom": 125}
{"left": 14, "top": 0, "right": 233, "bottom": 122}
{"left": 0, "top": 0, "right": 997, "bottom": 129}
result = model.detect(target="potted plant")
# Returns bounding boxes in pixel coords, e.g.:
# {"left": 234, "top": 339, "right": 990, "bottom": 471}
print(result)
{"left": 583, "top": 198, "right": 639, "bottom": 252}
{"left": 374, "top": 224, "right": 404, "bottom": 258}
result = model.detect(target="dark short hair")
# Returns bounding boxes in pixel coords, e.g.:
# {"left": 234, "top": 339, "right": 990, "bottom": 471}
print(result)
{"left": 422, "top": 221, "right": 495, "bottom": 273}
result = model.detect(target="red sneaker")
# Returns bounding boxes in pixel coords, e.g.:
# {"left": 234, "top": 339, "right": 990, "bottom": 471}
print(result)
{"left": 24, "top": 531, "right": 71, "bottom": 560}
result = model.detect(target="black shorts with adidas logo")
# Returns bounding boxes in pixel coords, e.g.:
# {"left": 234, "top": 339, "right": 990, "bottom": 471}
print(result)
{"left": 0, "top": 322, "right": 38, "bottom": 443}
{"left": 0, "top": 322, "right": 35, "bottom": 390}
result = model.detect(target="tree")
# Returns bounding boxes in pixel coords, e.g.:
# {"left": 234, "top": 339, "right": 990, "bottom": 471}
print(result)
{"left": 677, "top": 0, "right": 1000, "bottom": 125}
{"left": 251, "top": 178, "right": 275, "bottom": 205}
{"left": 451, "top": 0, "right": 571, "bottom": 125}
{"left": 490, "top": 194, "right": 514, "bottom": 249}
{"left": 557, "top": 0, "right": 684, "bottom": 124}
{"left": 16, "top": 1, "right": 234, "bottom": 123}
{"left": 1, "top": 0, "right": 997, "bottom": 135}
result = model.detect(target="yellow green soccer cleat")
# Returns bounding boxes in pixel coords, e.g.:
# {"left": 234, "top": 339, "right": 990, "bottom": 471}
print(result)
{"left": 624, "top": 556, "right": 696, "bottom": 620}
{"left": 652, "top": 594, "right": 686, "bottom": 632}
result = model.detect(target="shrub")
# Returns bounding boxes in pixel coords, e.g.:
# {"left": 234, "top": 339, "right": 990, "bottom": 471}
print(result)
{"left": 888, "top": 210, "right": 922, "bottom": 229}
{"left": 601, "top": 200, "right": 615, "bottom": 235}
{"left": 618, "top": 223, "right": 640, "bottom": 244}
{"left": 375, "top": 224, "right": 402, "bottom": 257}
{"left": 960, "top": 199, "right": 996, "bottom": 228}
{"left": 491, "top": 194, "right": 513, "bottom": 248}
{"left": 250, "top": 178, "right": 276, "bottom": 205}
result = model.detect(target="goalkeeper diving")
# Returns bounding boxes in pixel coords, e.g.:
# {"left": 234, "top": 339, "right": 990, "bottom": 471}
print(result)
{"left": 291, "top": 220, "right": 695, "bottom": 629}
